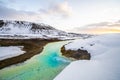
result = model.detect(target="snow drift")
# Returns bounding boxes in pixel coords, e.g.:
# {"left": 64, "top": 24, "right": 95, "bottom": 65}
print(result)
{"left": 0, "top": 46, "right": 25, "bottom": 60}
{"left": 54, "top": 33, "right": 120, "bottom": 80}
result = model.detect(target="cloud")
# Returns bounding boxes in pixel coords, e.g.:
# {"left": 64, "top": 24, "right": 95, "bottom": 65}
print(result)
{"left": 0, "top": 4, "right": 43, "bottom": 22}
{"left": 86, "top": 21, "right": 120, "bottom": 28}
{"left": 71, "top": 20, "right": 120, "bottom": 34}
{"left": 0, "top": 0, "right": 72, "bottom": 22}
{"left": 39, "top": 1, "right": 73, "bottom": 18}
{"left": 86, "top": 22, "right": 110, "bottom": 28}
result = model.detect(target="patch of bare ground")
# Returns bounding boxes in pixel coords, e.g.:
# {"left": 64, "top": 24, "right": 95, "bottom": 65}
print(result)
{"left": 0, "top": 38, "right": 60, "bottom": 69}
{"left": 61, "top": 46, "right": 91, "bottom": 60}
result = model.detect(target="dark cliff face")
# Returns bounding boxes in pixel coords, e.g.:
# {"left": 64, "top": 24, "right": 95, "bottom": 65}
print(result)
{"left": 31, "top": 23, "right": 55, "bottom": 30}
{"left": 30, "top": 23, "right": 56, "bottom": 33}
{"left": 0, "top": 20, "right": 56, "bottom": 30}
{"left": 61, "top": 46, "right": 91, "bottom": 60}
{"left": 0, "top": 20, "right": 4, "bottom": 27}
{"left": 0, "top": 20, "right": 56, "bottom": 31}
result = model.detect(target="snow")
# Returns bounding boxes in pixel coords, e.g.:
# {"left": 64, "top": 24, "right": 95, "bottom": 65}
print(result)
{"left": 54, "top": 33, "right": 120, "bottom": 80}
{"left": 0, "top": 20, "right": 92, "bottom": 40}
{"left": 0, "top": 46, "right": 25, "bottom": 60}
{"left": 0, "top": 21, "right": 32, "bottom": 34}
{"left": 0, "top": 20, "right": 68, "bottom": 39}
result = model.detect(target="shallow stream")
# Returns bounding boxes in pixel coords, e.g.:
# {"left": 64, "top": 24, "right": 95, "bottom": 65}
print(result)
{"left": 0, "top": 41, "right": 71, "bottom": 80}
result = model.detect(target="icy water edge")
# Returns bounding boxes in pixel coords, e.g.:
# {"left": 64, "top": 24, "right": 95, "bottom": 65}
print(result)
{"left": 0, "top": 41, "right": 71, "bottom": 80}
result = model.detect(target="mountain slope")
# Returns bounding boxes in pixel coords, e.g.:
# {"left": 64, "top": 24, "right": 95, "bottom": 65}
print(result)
{"left": 0, "top": 20, "right": 65, "bottom": 39}
{"left": 0, "top": 20, "right": 92, "bottom": 39}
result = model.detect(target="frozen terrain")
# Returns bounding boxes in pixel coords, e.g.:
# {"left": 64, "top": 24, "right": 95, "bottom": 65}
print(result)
{"left": 0, "top": 46, "right": 25, "bottom": 60}
{"left": 0, "top": 20, "right": 91, "bottom": 39}
{"left": 54, "top": 33, "right": 120, "bottom": 80}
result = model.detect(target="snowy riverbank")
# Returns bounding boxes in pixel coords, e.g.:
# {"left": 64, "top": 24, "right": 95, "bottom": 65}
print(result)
{"left": 0, "top": 46, "right": 25, "bottom": 60}
{"left": 54, "top": 33, "right": 120, "bottom": 80}
{"left": 0, "top": 39, "right": 53, "bottom": 69}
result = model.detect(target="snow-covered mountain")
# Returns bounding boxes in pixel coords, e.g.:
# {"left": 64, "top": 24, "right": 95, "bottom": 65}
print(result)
{"left": 0, "top": 20, "right": 66, "bottom": 39}
{"left": 0, "top": 20, "right": 92, "bottom": 39}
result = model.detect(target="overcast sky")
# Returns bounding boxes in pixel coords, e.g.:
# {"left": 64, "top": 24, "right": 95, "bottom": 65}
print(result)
{"left": 0, "top": 0, "right": 120, "bottom": 34}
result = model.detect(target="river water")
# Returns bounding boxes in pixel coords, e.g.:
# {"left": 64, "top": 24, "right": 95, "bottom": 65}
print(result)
{"left": 0, "top": 41, "right": 71, "bottom": 80}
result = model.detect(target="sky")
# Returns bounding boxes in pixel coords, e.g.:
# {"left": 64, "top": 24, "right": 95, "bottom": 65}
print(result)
{"left": 0, "top": 0, "right": 120, "bottom": 34}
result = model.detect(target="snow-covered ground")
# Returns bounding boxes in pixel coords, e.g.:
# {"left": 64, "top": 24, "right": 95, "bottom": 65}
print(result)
{"left": 0, "top": 20, "right": 92, "bottom": 40}
{"left": 54, "top": 33, "right": 120, "bottom": 80}
{"left": 0, "top": 46, "right": 25, "bottom": 60}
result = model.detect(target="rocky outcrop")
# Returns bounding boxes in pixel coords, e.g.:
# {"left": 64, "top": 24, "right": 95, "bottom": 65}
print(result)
{"left": 0, "top": 39, "right": 59, "bottom": 69}
{"left": 61, "top": 46, "right": 91, "bottom": 60}
{"left": 0, "top": 20, "right": 4, "bottom": 27}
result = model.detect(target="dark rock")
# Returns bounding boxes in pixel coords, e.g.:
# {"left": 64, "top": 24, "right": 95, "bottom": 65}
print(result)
{"left": 81, "top": 47, "right": 84, "bottom": 49}
{"left": 61, "top": 46, "right": 91, "bottom": 60}
{"left": 0, "top": 20, "right": 4, "bottom": 27}
{"left": 90, "top": 44, "right": 94, "bottom": 46}
{"left": 31, "top": 23, "right": 55, "bottom": 30}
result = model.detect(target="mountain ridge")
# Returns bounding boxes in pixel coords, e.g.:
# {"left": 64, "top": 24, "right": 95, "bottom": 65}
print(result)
{"left": 0, "top": 20, "right": 92, "bottom": 39}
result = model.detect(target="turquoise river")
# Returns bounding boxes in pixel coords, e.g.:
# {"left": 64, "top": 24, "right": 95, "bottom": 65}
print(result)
{"left": 0, "top": 41, "right": 71, "bottom": 80}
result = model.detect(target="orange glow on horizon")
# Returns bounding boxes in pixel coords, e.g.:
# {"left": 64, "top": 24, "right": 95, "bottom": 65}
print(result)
{"left": 77, "top": 28, "right": 120, "bottom": 34}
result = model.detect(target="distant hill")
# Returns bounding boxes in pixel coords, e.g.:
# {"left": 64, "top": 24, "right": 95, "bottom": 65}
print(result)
{"left": 0, "top": 20, "right": 92, "bottom": 39}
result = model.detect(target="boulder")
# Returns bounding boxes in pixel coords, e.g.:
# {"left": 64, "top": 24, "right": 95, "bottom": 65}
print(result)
{"left": 61, "top": 46, "right": 91, "bottom": 60}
